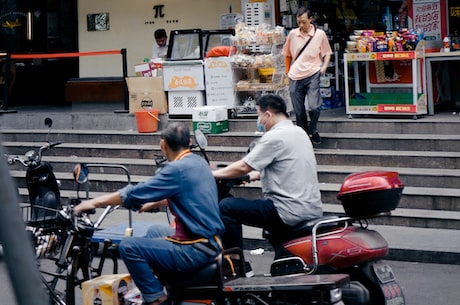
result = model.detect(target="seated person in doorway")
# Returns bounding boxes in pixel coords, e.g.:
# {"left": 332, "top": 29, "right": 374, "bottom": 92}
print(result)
{"left": 212, "top": 94, "right": 323, "bottom": 274}
{"left": 74, "top": 122, "right": 224, "bottom": 305}
{"left": 152, "top": 28, "right": 169, "bottom": 59}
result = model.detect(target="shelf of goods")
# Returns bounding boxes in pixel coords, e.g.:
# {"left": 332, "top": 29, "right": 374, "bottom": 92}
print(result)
{"left": 230, "top": 43, "right": 290, "bottom": 117}
{"left": 343, "top": 49, "right": 427, "bottom": 119}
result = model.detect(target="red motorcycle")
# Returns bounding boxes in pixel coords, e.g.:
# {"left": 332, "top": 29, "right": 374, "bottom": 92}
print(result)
{"left": 265, "top": 171, "right": 406, "bottom": 305}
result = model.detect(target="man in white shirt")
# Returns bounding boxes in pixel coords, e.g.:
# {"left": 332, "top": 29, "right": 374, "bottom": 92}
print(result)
{"left": 152, "top": 28, "right": 168, "bottom": 59}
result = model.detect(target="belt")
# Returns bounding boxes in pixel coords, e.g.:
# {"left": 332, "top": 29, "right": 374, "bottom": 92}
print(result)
{"left": 192, "top": 241, "right": 219, "bottom": 256}
{"left": 165, "top": 235, "right": 223, "bottom": 256}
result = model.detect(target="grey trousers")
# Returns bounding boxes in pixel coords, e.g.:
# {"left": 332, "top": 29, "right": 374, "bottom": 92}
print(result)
{"left": 289, "top": 71, "right": 322, "bottom": 135}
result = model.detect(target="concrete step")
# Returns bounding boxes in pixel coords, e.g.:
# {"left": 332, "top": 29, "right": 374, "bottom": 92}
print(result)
{"left": 317, "top": 133, "right": 460, "bottom": 152}
{"left": 2, "top": 108, "right": 460, "bottom": 134}
{"left": 8, "top": 155, "right": 460, "bottom": 190}
{"left": 4, "top": 129, "right": 460, "bottom": 152}
{"left": 7, "top": 142, "right": 458, "bottom": 169}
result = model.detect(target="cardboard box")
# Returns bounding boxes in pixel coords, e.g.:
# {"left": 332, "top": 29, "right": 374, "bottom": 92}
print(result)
{"left": 192, "top": 106, "right": 229, "bottom": 134}
{"left": 125, "top": 77, "right": 168, "bottom": 114}
{"left": 82, "top": 274, "right": 137, "bottom": 305}
{"left": 134, "top": 63, "right": 154, "bottom": 77}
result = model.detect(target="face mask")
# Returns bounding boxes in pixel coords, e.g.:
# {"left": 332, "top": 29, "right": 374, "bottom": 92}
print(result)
{"left": 256, "top": 113, "right": 266, "bottom": 133}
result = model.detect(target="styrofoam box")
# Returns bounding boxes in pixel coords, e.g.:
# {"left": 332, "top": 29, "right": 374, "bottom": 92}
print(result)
{"left": 192, "top": 106, "right": 228, "bottom": 122}
{"left": 168, "top": 91, "right": 205, "bottom": 115}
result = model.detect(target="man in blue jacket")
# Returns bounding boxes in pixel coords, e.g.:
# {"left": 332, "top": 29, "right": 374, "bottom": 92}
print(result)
{"left": 74, "top": 122, "right": 224, "bottom": 305}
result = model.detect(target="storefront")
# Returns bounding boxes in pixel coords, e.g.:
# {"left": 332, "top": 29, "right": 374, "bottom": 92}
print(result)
{"left": 2, "top": 0, "right": 459, "bottom": 114}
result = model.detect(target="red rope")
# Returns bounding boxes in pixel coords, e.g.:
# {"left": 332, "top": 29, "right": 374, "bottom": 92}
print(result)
{"left": 10, "top": 50, "right": 122, "bottom": 59}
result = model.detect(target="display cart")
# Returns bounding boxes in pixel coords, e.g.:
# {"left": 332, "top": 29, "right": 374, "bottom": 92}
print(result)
{"left": 343, "top": 44, "right": 426, "bottom": 119}
{"left": 163, "top": 29, "right": 235, "bottom": 115}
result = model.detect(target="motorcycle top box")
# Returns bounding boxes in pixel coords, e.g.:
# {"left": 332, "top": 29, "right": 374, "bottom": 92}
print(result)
{"left": 337, "top": 171, "right": 404, "bottom": 217}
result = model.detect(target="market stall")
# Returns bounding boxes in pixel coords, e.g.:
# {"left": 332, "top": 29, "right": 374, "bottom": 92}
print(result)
{"left": 343, "top": 30, "right": 427, "bottom": 119}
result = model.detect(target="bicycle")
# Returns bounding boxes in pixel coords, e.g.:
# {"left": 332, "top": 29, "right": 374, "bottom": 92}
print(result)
{"left": 22, "top": 163, "right": 133, "bottom": 305}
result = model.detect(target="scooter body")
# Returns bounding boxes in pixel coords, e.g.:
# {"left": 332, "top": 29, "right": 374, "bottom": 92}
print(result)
{"left": 281, "top": 225, "right": 388, "bottom": 270}
{"left": 265, "top": 171, "right": 406, "bottom": 305}
{"left": 266, "top": 219, "right": 404, "bottom": 305}
{"left": 26, "top": 159, "right": 61, "bottom": 220}
{"left": 6, "top": 118, "right": 62, "bottom": 221}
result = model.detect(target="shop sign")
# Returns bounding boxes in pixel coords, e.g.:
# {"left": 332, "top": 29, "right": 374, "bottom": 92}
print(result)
{"left": 377, "top": 104, "right": 417, "bottom": 113}
{"left": 412, "top": 0, "right": 442, "bottom": 49}
{"left": 376, "top": 52, "right": 415, "bottom": 60}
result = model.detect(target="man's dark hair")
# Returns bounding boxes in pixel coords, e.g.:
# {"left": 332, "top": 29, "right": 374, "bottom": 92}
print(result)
{"left": 154, "top": 28, "right": 167, "bottom": 39}
{"left": 256, "top": 94, "right": 289, "bottom": 117}
{"left": 161, "top": 123, "right": 190, "bottom": 151}
{"left": 296, "top": 7, "right": 313, "bottom": 18}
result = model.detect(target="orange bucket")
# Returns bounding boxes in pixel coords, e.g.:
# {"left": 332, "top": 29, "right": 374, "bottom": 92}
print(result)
{"left": 135, "top": 109, "right": 160, "bottom": 133}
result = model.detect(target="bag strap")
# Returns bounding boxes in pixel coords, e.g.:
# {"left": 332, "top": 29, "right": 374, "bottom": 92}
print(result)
{"left": 294, "top": 25, "right": 316, "bottom": 61}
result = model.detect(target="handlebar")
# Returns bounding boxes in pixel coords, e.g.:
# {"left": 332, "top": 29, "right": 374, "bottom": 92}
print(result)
{"left": 4, "top": 141, "right": 62, "bottom": 168}
{"left": 57, "top": 204, "right": 110, "bottom": 238}
{"left": 216, "top": 175, "right": 251, "bottom": 200}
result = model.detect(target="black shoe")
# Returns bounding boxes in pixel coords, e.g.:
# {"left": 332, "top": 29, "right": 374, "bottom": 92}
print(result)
{"left": 311, "top": 132, "right": 321, "bottom": 144}
{"left": 244, "top": 261, "right": 255, "bottom": 278}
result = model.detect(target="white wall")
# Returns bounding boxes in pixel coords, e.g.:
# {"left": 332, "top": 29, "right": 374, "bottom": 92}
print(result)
{"left": 78, "top": 0, "right": 242, "bottom": 77}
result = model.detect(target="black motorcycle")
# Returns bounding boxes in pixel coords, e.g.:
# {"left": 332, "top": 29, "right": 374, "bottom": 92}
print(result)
{"left": 6, "top": 117, "right": 62, "bottom": 222}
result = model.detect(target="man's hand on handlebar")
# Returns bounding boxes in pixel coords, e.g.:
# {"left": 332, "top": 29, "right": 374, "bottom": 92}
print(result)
{"left": 139, "top": 199, "right": 169, "bottom": 213}
{"left": 73, "top": 199, "right": 98, "bottom": 216}
{"left": 248, "top": 171, "right": 260, "bottom": 182}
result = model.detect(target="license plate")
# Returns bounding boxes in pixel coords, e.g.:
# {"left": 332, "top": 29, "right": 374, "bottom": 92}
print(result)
{"left": 373, "top": 262, "right": 405, "bottom": 305}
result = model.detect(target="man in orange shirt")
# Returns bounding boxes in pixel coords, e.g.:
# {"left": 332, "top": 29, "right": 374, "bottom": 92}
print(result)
{"left": 283, "top": 7, "right": 332, "bottom": 144}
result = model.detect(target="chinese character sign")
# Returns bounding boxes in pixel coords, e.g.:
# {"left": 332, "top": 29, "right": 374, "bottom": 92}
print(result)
{"left": 413, "top": 0, "right": 441, "bottom": 49}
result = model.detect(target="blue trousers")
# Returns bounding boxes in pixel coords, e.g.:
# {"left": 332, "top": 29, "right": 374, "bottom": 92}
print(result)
{"left": 119, "top": 224, "right": 217, "bottom": 303}
{"left": 289, "top": 71, "right": 322, "bottom": 135}
{"left": 219, "top": 197, "right": 292, "bottom": 249}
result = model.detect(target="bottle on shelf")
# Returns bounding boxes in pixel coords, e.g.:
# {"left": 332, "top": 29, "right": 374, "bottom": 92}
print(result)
{"left": 443, "top": 36, "right": 451, "bottom": 52}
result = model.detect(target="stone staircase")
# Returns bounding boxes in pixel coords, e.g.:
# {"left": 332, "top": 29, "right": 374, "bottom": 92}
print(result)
{"left": 1, "top": 106, "right": 460, "bottom": 263}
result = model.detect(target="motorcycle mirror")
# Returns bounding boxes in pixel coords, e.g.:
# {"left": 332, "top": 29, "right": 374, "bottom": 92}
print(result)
{"left": 44, "top": 117, "right": 53, "bottom": 128}
{"left": 74, "top": 163, "right": 89, "bottom": 184}
{"left": 194, "top": 129, "right": 207, "bottom": 149}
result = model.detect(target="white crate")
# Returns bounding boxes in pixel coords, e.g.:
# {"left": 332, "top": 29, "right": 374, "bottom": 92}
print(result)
{"left": 168, "top": 91, "right": 205, "bottom": 115}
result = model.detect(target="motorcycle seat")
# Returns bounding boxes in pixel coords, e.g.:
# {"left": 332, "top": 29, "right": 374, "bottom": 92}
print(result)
{"left": 160, "top": 261, "right": 219, "bottom": 288}
{"left": 263, "top": 215, "right": 342, "bottom": 242}
{"left": 159, "top": 247, "right": 246, "bottom": 289}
